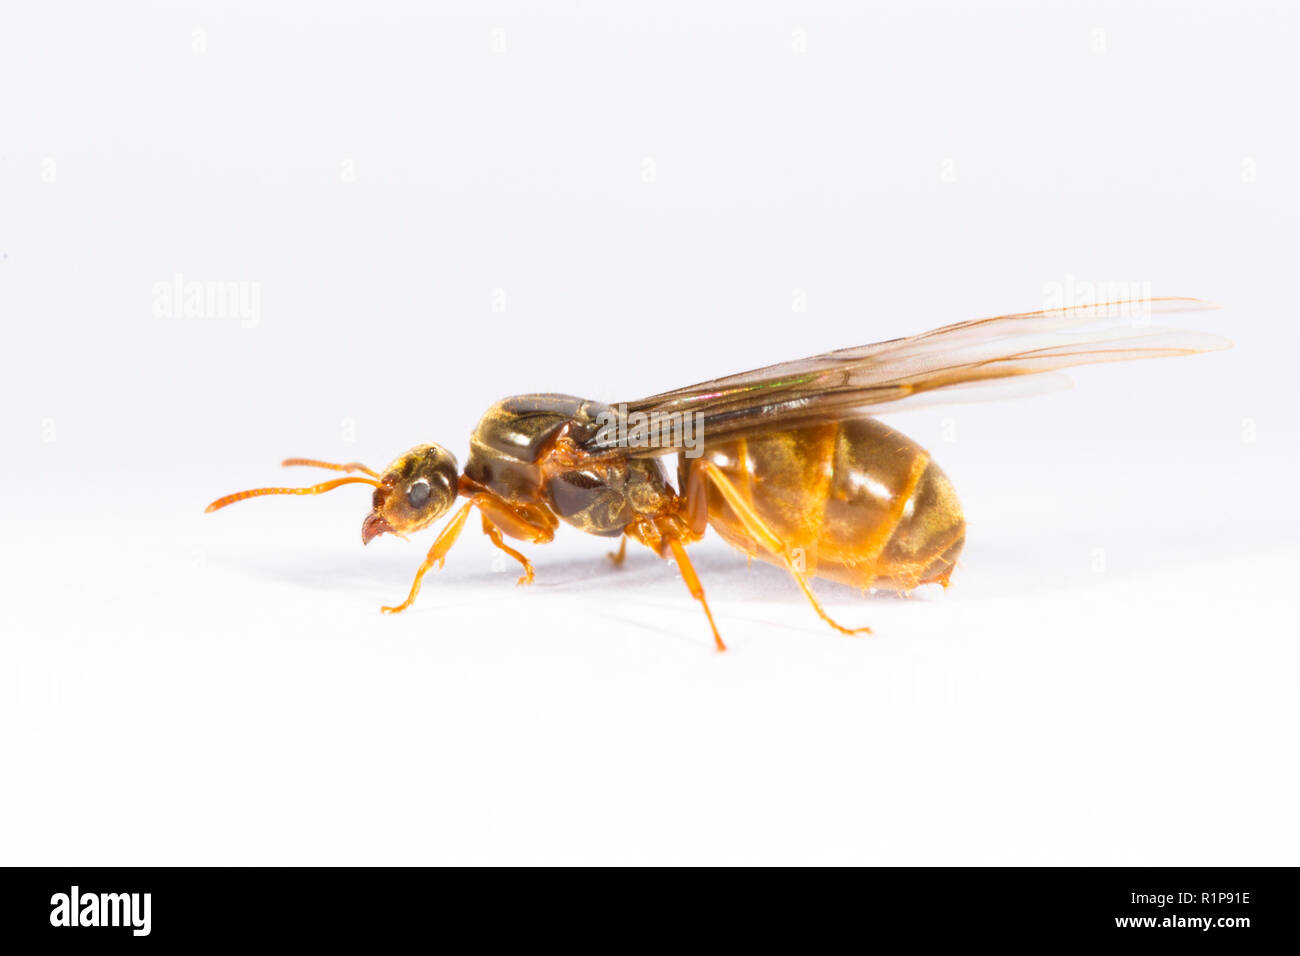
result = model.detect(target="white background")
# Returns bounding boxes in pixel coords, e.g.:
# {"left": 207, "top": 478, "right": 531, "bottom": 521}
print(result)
{"left": 3, "top": 1, "right": 1297, "bottom": 865}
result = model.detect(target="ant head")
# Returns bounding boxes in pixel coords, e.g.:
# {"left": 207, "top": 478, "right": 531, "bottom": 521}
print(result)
{"left": 362, "top": 444, "right": 461, "bottom": 544}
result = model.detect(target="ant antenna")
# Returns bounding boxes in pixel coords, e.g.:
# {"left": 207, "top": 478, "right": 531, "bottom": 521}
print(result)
{"left": 205, "top": 475, "right": 381, "bottom": 513}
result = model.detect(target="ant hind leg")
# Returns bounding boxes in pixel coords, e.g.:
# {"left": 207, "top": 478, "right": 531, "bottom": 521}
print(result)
{"left": 694, "top": 461, "right": 871, "bottom": 637}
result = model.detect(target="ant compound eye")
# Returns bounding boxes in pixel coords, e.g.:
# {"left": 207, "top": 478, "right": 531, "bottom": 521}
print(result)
{"left": 406, "top": 478, "right": 431, "bottom": 510}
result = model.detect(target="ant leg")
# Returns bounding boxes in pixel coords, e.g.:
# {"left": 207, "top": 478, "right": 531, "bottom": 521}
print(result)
{"left": 784, "top": 560, "right": 872, "bottom": 636}
{"left": 381, "top": 502, "right": 473, "bottom": 614}
{"left": 282, "top": 457, "right": 380, "bottom": 478}
{"left": 696, "top": 461, "right": 871, "bottom": 636}
{"left": 607, "top": 536, "right": 628, "bottom": 567}
{"left": 481, "top": 513, "right": 534, "bottom": 586}
{"left": 663, "top": 535, "right": 726, "bottom": 652}
{"left": 472, "top": 493, "right": 557, "bottom": 546}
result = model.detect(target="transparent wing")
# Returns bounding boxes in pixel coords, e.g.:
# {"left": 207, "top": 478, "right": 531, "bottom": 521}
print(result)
{"left": 585, "top": 298, "right": 1228, "bottom": 454}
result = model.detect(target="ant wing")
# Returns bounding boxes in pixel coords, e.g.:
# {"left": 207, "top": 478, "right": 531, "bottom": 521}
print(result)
{"left": 585, "top": 298, "right": 1228, "bottom": 455}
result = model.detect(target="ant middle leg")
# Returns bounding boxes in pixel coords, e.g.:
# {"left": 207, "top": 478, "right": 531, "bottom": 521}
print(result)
{"left": 481, "top": 514, "right": 535, "bottom": 585}
{"left": 662, "top": 534, "right": 726, "bottom": 652}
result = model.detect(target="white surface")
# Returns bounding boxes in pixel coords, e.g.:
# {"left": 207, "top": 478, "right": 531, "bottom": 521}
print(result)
{"left": 2, "top": 1, "right": 1297, "bottom": 865}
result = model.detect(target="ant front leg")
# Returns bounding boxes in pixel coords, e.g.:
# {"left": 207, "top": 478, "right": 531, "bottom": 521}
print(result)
{"left": 380, "top": 486, "right": 555, "bottom": 614}
{"left": 381, "top": 502, "right": 473, "bottom": 614}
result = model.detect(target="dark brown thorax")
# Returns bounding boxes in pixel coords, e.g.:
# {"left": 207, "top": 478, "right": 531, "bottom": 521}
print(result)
{"left": 464, "top": 394, "right": 677, "bottom": 538}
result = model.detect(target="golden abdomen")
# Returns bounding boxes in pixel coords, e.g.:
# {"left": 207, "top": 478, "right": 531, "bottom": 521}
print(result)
{"left": 698, "top": 418, "right": 965, "bottom": 590}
